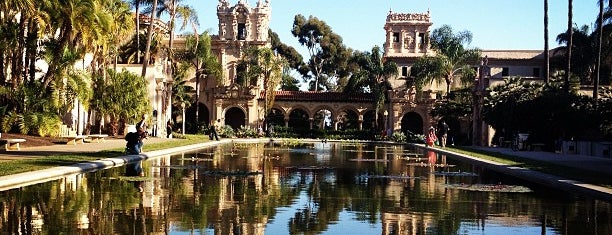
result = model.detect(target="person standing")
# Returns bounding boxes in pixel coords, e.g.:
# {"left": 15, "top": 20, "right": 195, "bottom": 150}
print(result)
{"left": 209, "top": 119, "right": 220, "bottom": 141}
{"left": 439, "top": 121, "right": 449, "bottom": 147}
{"left": 135, "top": 114, "right": 148, "bottom": 153}
{"left": 426, "top": 127, "right": 437, "bottom": 147}
{"left": 166, "top": 120, "right": 173, "bottom": 138}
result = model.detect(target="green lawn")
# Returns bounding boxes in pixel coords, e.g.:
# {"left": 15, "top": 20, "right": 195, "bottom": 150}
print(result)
{"left": 0, "top": 135, "right": 210, "bottom": 177}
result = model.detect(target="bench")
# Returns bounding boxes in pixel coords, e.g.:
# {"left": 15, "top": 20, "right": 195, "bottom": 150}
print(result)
{"left": 531, "top": 143, "right": 545, "bottom": 151}
{"left": 64, "top": 135, "right": 86, "bottom": 145}
{"left": 60, "top": 124, "right": 86, "bottom": 145}
{"left": 3, "top": 139, "right": 26, "bottom": 151}
{"left": 502, "top": 140, "right": 513, "bottom": 148}
{"left": 88, "top": 134, "right": 108, "bottom": 143}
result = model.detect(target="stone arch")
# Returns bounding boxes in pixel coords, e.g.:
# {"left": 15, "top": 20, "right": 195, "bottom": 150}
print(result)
{"left": 224, "top": 106, "right": 246, "bottom": 129}
{"left": 401, "top": 112, "right": 424, "bottom": 135}
{"left": 288, "top": 108, "right": 310, "bottom": 131}
{"left": 286, "top": 105, "right": 311, "bottom": 120}
{"left": 362, "top": 110, "right": 377, "bottom": 130}
{"left": 312, "top": 105, "right": 334, "bottom": 130}
{"left": 335, "top": 107, "right": 359, "bottom": 130}
{"left": 267, "top": 107, "right": 285, "bottom": 127}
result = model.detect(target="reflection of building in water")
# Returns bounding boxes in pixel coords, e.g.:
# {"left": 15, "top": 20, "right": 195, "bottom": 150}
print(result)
{"left": 210, "top": 144, "right": 272, "bottom": 234}
{"left": 382, "top": 213, "right": 434, "bottom": 235}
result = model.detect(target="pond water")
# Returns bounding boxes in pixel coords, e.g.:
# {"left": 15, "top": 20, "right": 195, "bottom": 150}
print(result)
{"left": 0, "top": 142, "right": 610, "bottom": 235}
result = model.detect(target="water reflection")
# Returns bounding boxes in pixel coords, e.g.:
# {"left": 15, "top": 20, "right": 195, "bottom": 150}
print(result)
{"left": 0, "top": 142, "right": 610, "bottom": 235}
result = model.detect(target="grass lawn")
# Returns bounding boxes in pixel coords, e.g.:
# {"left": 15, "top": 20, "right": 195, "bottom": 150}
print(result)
{"left": 0, "top": 134, "right": 210, "bottom": 177}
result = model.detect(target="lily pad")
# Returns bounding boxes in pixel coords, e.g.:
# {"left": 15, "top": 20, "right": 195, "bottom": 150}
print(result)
{"left": 202, "top": 170, "right": 262, "bottom": 176}
{"left": 360, "top": 175, "right": 422, "bottom": 180}
{"left": 106, "top": 176, "right": 152, "bottom": 182}
{"left": 434, "top": 171, "right": 478, "bottom": 177}
{"left": 444, "top": 183, "right": 532, "bottom": 193}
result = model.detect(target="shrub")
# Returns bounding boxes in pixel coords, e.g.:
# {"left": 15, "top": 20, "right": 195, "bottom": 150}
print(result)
{"left": 218, "top": 125, "right": 235, "bottom": 138}
{"left": 236, "top": 126, "right": 258, "bottom": 138}
{"left": 389, "top": 131, "right": 407, "bottom": 143}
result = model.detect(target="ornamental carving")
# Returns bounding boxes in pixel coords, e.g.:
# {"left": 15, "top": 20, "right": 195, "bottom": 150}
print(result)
{"left": 386, "top": 12, "right": 430, "bottom": 22}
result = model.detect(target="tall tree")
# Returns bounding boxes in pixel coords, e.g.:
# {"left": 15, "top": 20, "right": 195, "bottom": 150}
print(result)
{"left": 544, "top": 0, "right": 550, "bottom": 83}
{"left": 129, "top": 0, "right": 142, "bottom": 64}
{"left": 411, "top": 25, "right": 480, "bottom": 96}
{"left": 174, "top": 32, "right": 222, "bottom": 125}
{"left": 555, "top": 25, "right": 597, "bottom": 85}
{"left": 40, "top": 0, "right": 110, "bottom": 89}
{"left": 291, "top": 14, "right": 351, "bottom": 91}
{"left": 566, "top": 0, "right": 573, "bottom": 92}
{"left": 153, "top": 0, "right": 199, "bottom": 78}
{"left": 240, "top": 46, "right": 285, "bottom": 127}
{"left": 345, "top": 46, "right": 397, "bottom": 129}
{"left": 141, "top": 0, "right": 158, "bottom": 77}
{"left": 595, "top": 0, "right": 604, "bottom": 103}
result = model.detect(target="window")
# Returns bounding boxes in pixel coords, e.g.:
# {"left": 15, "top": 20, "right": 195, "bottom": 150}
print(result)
{"left": 236, "top": 63, "right": 247, "bottom": 85}
{"left": 502, "top": 67, "right": 509, "bottom": 77}
{"left": 532, "top": 68, "right": 540, "bottom": 77}
{"left": 237, "top": 23, "right": 247, "bottom": 40}
{"left": 419, "top": 33, "right": 426, "bottom": 49}
{"left": 401, "top": 67, "right": 408, "bottom": 77}
{"left": 393, "top": 32, "right": 400, "bottom": 43}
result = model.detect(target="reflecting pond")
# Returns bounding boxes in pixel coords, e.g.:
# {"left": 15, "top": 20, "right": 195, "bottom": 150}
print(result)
{"left": 1, "top": 142, "right": 611, "bottom": 234}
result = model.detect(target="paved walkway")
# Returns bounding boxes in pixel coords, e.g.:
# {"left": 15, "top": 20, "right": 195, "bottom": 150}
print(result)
{"left": 428, "top": 145, "right": 612, "bottom": 201}
{"left": 468, "top": 146, "right": 612, "bottom": 177}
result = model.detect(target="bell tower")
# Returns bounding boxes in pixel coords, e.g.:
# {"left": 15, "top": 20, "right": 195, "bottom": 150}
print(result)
{"left": 213, "top": 0, "right": 271, "bottom": 87}
{"left": 205, "top": 0, "right": 272, "bottom": 130}
{"left": 383, "top": 10, "right": 433, "bottom": 58}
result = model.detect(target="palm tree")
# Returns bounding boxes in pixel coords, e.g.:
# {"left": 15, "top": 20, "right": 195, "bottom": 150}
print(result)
{"left": 556, "top": 25, "right": 597, "bottom": 85}
{"left": 153, "top": 0, "right": 198, "bottom": 87}
{"left": 129, "top": 0, "right": 142, "bottom": 64}
{"left": 594, "top": 0, "right": 604, "bottom": 102}
{"left": 411, "top": 25, "right": 480, "bottom": 96}
{"left": 241, "top": 46, "right": 285, "bottom": 128}
{"left": 566, "top": 0, "right": 573, "bottom": 92}
{"left": 174, "top": 32, "right": 222, "bottom": 125}
{"left": 141, "top": 0, "right": 158, "bottom": 77}
{"left": 345, "top": 46, "right": 397, "bottom": 130}
{"left": 40, "top": 0, "right": 110, "bottom": 89}
{"left": 544, "top": 0, "right": 550, "bottom": 83}
{"left": 0, "top": 0, "right": 38, "bottom": 87}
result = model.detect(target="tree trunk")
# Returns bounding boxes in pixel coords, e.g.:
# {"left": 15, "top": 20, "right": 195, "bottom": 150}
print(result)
{"left": 141, "top": 0, "right": 158, "bottom": 77}
{"left": 544, "top": 0, "right": 550, "bottom": 83}
{"left": 594, "top": 0, "right": 603, "bottom": 105}
{"left": 135, "top": 1, "right": 141, "bottom": 64}
{"left": 168, "top": 0, "right": 176, "bottom": 68}
{"left": 565, "top": 0, "right": 573, "bottom": 92}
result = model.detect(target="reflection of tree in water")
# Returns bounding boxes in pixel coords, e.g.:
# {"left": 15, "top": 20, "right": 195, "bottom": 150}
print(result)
{"left": 2, "top": 143, "right": 611, "bottom": 234}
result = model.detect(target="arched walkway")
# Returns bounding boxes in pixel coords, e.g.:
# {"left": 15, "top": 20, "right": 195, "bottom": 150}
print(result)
{"left": 288, "top": 108, "right": 310, "bottom": 131}
{"left": 225, "top": 107, "right": 245, "bottom": 129}
{"left": 401, "top": 112, "right": 424, "bottom": 135}
{"left": 336, "top": 109, "right": 359, "bottom": 130}
{"left": 267, "top": 108, "right": 285, "bottom": 127}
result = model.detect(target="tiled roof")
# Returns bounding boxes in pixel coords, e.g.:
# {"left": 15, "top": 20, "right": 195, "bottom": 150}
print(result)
{"left": 481, "top": 50, "right": 544, "bottom": 60}
{"left": 272, "top": 91, "right": 374, "bottom": 102}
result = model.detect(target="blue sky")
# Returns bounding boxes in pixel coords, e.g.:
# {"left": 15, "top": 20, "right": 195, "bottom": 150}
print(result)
{"left": 182, "top": 0, "right": 600, "bottom": 53}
